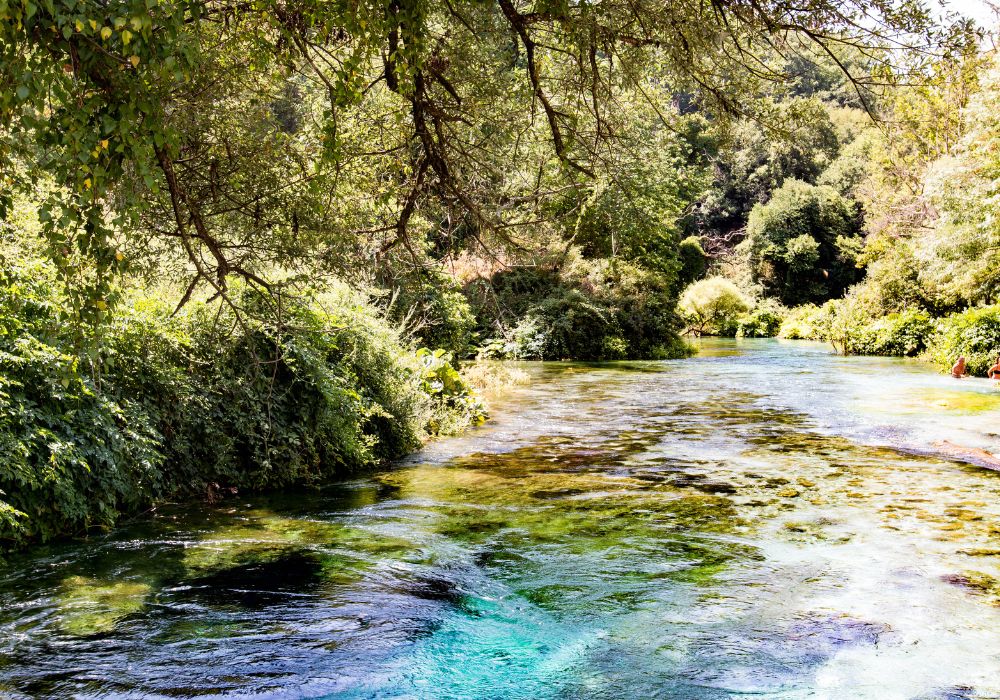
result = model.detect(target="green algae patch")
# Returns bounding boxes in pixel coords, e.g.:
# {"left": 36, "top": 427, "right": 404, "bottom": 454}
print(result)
{"left": 181, "top": 511, "right": 413, "bottom": 585}
{"left": 911, "top": 389, "right": 1000, "bottom": 414}
{"left": 55, "top": 576, "right": 151, "bottom": 636}
{"left": 688, "top": 339, "right": 744, "bottom": 357}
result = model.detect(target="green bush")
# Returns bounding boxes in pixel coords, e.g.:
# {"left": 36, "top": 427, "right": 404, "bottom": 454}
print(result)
{"left": 677, "top": 236, "right": 708, "bottom": 288}
{"left": 0, "top": 261, "right": 483, "bottom": 550}
{"left": 853, "top": 309, "right": 934, "bottom": 357}
{"left": 0, "top": 261, "right": 165, "bottom": 544}
{"left": 596, "top": 260, "right": 689, "bottom": 359}
{"left": 737, "top": 300, "right": 786, "bottom": 338}
{"left": 777, "top": 303, "right": 829, "bottom": 340}
{"left": 824, "top": 294, "right": 875, "bottom": 355}
{"left": 678, "top": 277, "right": 751, "bottom": 336}
{"left": 415, "top": 348, "right": 488, "bottom": 434}
{"left": 850, "top": 238, "right": 930, "bottom": 316}
{"left": 510, "top": 288, "right": 614, "bottom": 360}
{"left": 475, "top": 257, "right": 689, "bottom": 360}
{"left": 467, "top": 265, "right": 562, "bottom": 333}
{"left": 164, "top": 285, "right": 433, "bottom": 491}
{"left": 778, "top": 300, "right": 932, "bottom": 358}
{"left": 387, "top": 268, "right": 477, "bottom": 357}
{"left": 926, "top": 305, "right": 1000, "bottom": 376}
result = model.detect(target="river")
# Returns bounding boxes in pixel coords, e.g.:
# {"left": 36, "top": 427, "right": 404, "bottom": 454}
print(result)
{"left": 1, "top": 338, "right": 998, "bottom": 699}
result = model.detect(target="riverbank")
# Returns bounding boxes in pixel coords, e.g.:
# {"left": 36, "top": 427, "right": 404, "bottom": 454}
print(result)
{"left": 0, "top": 263, "right": 487, "bottom": 552}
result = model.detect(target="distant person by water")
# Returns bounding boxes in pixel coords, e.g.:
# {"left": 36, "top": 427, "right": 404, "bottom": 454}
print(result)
{"left": 988, "top": 355, "right": 1000, "bottom": 380}
{"left": 951, "top": 356, "right": 967, "bottom": 378}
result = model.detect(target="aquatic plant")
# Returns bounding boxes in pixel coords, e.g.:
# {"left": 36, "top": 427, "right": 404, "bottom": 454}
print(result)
{"left": 55, "top": 576, "right": 152, "bottom": 636}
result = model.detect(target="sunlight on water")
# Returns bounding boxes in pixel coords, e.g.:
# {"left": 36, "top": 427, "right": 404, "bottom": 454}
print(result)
{"left": 0, "top": 338, "right": 998, "bottom": 698}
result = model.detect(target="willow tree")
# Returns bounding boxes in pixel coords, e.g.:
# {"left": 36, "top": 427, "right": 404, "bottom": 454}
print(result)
{"left": 0, "top": 0, "right": 954, "bottom": 317}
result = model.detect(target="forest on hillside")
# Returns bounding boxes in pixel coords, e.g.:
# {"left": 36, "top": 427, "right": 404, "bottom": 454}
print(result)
{"left": 2, "top": 0, "right": 999, "bottom": 546}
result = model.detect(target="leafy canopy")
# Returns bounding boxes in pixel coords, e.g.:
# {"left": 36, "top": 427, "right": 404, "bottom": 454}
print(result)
{"left": 742, "top": 179, "right": 863, "bottom": 306}
{"left": 0, "top": 0, "right": 950, "bottom": 320}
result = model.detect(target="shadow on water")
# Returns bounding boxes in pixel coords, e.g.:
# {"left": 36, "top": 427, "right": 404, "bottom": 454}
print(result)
{"left": 183, "top": 549, "right": 328, "bottom": 608}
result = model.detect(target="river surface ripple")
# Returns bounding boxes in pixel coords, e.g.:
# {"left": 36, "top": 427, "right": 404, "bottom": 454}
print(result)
{"left": 1, "top": 338, "right": 999, "bottom": 699}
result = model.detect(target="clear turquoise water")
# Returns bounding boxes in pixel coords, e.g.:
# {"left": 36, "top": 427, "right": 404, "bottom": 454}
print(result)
{"left": 1, "top": 338, "right": 999, "bottom": 699}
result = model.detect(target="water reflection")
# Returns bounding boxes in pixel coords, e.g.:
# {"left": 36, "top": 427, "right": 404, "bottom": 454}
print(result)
{"left": 0, "top": 339, "right": 998, "bottom": 698}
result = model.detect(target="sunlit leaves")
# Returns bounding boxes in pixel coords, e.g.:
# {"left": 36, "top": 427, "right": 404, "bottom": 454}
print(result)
{"left": 0, "top": 0, "right": 952, "bottom": 327}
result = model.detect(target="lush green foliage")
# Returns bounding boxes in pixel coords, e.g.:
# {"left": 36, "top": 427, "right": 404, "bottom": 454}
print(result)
{"left": 572, "top": 124, "right": 709, "bottom": 278}
{"left": 0, "top": 258, "right": 482, "bottom": 549}
{"left": 926, "top": 305, "right": 1000, "bottom": 376}
{"left": 850, "top": 308, "right": 935, "bottom": 357}
{"left": 1, "top": 0, "right": 941, "bottom": 326}
{"left": 737, "top": 300, "right": 787, "bottom": 338}
{"left": 742, "top": 180, "right": 864, "bottom": 306}
{"left": 678, "top": 277, "right": 751, "bottom": 337}
{"left": 475, "top": 256, "right": 689, "bottom": 360}
{"left": 778, "top": 304, "right": 830, "bottom": 341}
{"left": 0, "top": 260, "right": 163, "bottom": 543}
{"left": 385, "top": 267, "right": 476, "bottom": 357}
{"left": 415, "top": 348, "right": 488, "bottom": 434}
{"left": 677, "top": 236, "right": 709, "bottom": 289}
{"left": 692, "top": 98, "right": 841, "bottom": 236}
{"left": 774, "top": 296, "right": 932, "bottom": 357}
{"left": 754, "top": 30, "right": 992, "bottom": 367}
{"left": 0, "top": 0, "right": 978, "bottom": 552}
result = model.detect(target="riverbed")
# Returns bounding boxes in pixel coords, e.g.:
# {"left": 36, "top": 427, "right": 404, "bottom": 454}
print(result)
{"left": 1, "top": 338, "right": 998, "bottom": 698}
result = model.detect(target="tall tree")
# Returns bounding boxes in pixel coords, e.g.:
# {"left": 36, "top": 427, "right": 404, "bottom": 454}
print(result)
{"left": 0, "top": 0, "right": 953, "bottom": 316}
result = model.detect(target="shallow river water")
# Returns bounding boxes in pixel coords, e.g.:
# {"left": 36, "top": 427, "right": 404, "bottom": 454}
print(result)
{"left": 1, "top": 338, "right": 999, "bottom": 699}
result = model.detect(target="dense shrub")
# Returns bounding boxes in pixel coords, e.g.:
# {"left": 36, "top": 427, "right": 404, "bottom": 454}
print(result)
{"left": 511, "top": 288, "right": 613, "bottom": 360}
{"left": 777, "top": 299, "right": 932, "bottom": 358}
{"left": 0, "top": 262, "right": 165, "bottom": 544}
{"left": 824, "top": 294, "right": 875, "bottom": 355}
{"left": 0, "top": 262, "right": 483, "bottom": 549}
{"left": 474, "top": 256, "right": 690, "bottom": 360}
{"left": 926, "top": 305, "right": 1000, "bottom": 375}
{"left": 737, "top": 300, "right": 787, "bottom": 338}
{"left": 469, "top": 265, "right": 562, "bottom": 327}
{"left": 385, "top": 267, "right": 476, "bottom": 357}
{"left": 678, "top": 277, "right": 751, "bottom": 336}
{"left": 596, "top": 261, "right": 690, "bottom": 359}
{"left": 677, "top": 236, "right": 708, "bottom": 288}
{"left": 164, "top": 285, "right": 436, "bottom": 491}
{"left": 850, "top": 238, "right": 931, "bottom": 316}
{"left": 777, "top": 303, "right": 829, "bottom": 340}
{"left": 853, "top": 309, "right": 934, "bottom": 356}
